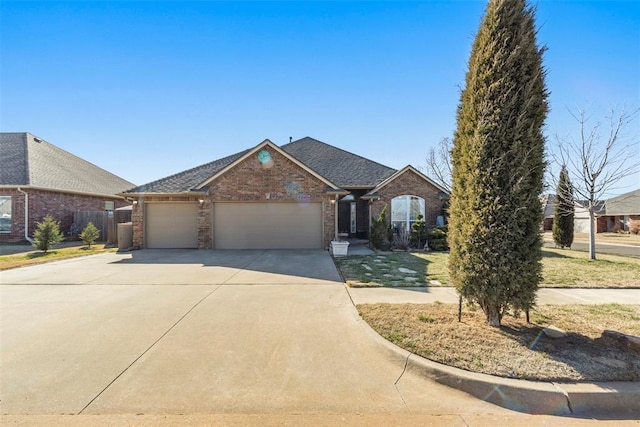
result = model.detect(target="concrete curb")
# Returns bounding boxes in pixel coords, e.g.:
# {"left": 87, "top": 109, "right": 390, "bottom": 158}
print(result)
{"left": 349, "top": 296, "right": 640, "bottom": 418}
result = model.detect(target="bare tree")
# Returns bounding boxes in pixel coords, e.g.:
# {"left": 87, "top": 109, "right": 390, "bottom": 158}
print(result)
{"left": 553, "top": 107, "right": 639, "bottom": 260}
{"left": 424, "top": 137, "right": 452, "bottom": 193}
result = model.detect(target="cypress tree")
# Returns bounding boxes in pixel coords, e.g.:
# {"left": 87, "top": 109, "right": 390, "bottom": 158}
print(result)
{"left": 448, "top": 0, "right": 548, "bottom": 327}
{"left": 552, "top": 165, "right": 574, "bottom": 248}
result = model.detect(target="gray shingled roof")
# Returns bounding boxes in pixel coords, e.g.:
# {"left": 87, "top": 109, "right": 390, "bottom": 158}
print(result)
{"left": 125, "top": 137, "right": 397, "bottom": 194}
{"left": 0, "top": 132, "right": 135, "bottom": 196}
{"left": 125, "top": 149, "right": 249, "bottom": 193}
{"left": 282, "top": 137, "right": 396, "bottom": 187}
{"left": 605, "top": 188, "right": 640, "bottom": 215}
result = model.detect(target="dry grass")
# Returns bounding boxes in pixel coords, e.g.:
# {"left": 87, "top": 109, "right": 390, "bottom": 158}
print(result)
{"left": 0, "top": 244, "right": 115, "bottom": 270}
{"left": 542, "top": 248, "right": 640, "bottom": 287}
{"left": 358, "top": 303, "right": 640, "bottom": 382}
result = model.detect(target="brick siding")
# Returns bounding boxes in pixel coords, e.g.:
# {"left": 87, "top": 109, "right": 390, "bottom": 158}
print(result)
{"left": 0, "top": 188, "right": 128, "bottom": 242}
{"left": 131, "top": 147, "right": 337, "bottom": 249}
{"left": 370, "top": 169, "right": 446, "bottom": 232}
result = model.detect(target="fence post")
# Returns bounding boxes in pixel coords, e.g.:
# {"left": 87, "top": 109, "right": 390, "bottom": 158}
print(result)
{"left": 458, "top": 295, "right": 462, "bottom": 322}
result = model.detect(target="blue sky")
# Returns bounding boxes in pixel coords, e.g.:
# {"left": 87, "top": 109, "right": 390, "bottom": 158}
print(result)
{"left": 2, "top": 1, "right": 638, "bottom": 195}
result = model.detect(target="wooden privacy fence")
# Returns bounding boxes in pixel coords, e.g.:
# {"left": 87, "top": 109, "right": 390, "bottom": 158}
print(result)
{"left": 73, "top": 209, "right": 132, "bottom": 244}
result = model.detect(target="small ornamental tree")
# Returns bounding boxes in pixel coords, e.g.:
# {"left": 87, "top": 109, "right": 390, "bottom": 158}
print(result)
{"left": 370, "top": 206, "right": 391, "bottom": 250}
{"left": 552, "top": 165, "right": 574, "bottom": 248}
{"left": 80, "top": 222, "right": 101, "bottom": 248}
{"left": 411, "top": 214, "right": 427, "bottom": 248}
{"left": 33, "top": 215, "right": 64, "bottom": 252}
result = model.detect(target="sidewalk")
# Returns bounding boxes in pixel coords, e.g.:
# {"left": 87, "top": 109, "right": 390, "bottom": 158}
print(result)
{"left": 348, "top": 286, "right": 640, "bottom": 305}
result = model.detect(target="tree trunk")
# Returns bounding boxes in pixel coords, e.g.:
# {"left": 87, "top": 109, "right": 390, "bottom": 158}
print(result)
{"left": 484, "top": 305, "right": 502, "bottom": 327}
{"left": 589, "top": 205, "right": 597, "bottom": 260}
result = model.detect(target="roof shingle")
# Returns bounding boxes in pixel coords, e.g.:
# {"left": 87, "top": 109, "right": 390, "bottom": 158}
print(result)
{"left": 1, "top": 132, "right": 135, "bottom": 196}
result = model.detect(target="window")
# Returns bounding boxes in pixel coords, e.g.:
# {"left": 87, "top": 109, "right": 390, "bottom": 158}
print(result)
{"left": 0, "top": 196, "right": 11, "bottom": 233}
{"left": 391, "top": 195, "right": 425, "bottom": 235}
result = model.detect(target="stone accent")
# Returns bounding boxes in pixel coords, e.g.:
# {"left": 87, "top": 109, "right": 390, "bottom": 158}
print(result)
{"left": 370, "top": 169, "right": 446, "bottom": 231}
{"left": 601, "top": 330, "right": 640, "bottom": 355}
{"left": 543, "top": 325, "right": 566, "bottom": 339}
{"left": 0, "top": 188, "right": 128, "bottom": 242}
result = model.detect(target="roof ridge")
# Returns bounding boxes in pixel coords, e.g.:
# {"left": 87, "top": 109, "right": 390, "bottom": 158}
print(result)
{"left": 127, "top": 148, "right": 249, "bottom": 193}
{"left": 25, "top": 132, "right": 135, "bottom": 187}
{"left": 283, "top": 136, "right": 396, "bottom": 172}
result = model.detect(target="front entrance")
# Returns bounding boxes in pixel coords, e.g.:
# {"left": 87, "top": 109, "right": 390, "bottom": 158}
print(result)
{"left": 337, "top": 191, "right": 369, "bottom": 239}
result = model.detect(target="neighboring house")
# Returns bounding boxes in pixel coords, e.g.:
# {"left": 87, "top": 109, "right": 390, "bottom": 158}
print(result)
{"left": 122, "top": 137, "right": 449, "bottom": 249}
{"left": 0, "top": 132, "right": 135, "bottom": 242}
{"left": 540, "top": 191, "right": 639, "bottom": 234}
{"left": 541, "top": 194, "right": 601, "bottom": 233}
{"left": 600, "top": 188, "right": 640, "bottom": 234}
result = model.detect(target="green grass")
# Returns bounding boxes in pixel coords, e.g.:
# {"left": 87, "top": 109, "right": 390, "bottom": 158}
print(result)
{"left": 335, "top": 247, "right": 640, "bottom": 288}
{"left": 0, "top": 244, "right": 116, "bottom": 270}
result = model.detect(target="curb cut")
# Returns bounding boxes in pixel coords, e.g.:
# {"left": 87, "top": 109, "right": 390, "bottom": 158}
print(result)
{"left": 351, "top": 299, "right": 640, "bottom": 418}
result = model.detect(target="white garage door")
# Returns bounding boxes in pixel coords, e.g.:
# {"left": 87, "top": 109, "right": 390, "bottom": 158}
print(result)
{"left": 214, "top": 202, "right": 323, "bottom": 249}
{"left": 146, "top": 203, "right": 199, "bottom": 249}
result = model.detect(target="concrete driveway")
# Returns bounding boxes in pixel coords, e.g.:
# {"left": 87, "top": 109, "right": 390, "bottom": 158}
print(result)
{"left": 0, "top": 250, "right": 507, "bottom": 418}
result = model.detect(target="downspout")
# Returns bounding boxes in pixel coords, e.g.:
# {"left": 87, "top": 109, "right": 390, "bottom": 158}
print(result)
{"left": 17, "top": 187, "right": 34, "bottom": 243}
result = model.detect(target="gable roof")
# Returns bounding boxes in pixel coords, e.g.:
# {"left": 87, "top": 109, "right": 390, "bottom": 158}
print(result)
{"left": 0, "top": 132, "right": 135, "bottom": 197}
{"left": 125, "top": 149, "right": 250, "bottom": 194}
{"left": 605, "top": 188, "right": 640, "bottom": 215}
{"left": 281, "top": 137, "right": 396, "bottom": 187}
{"left": 194, "top": 139, "right": 341, "bottom": 191}
{"left": 125, "top": 136, "right": 398, "bottom": 194}
{"left": 363, "top": 165, "right": 450, "bottom": 198}
{"left": 541, "top": 193, "right": 606, "bottom": 218}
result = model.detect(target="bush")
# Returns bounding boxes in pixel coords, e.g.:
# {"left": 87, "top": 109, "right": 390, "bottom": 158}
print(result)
{"left": 410, "top": 214, "right": 427, "bottom": 248}
{"left": 80, "top": 222, "right": 101, "bottom": 248}
{"left": 427, "top": 227, "right": 449, "bottom": 252}
{"left": 33, "top": 215, "right": 64, "bottom": 253}
{"left": 370, "top": 206, "right": 392, "bottom": 250}
{"left": 392, "top": 232, "right": 411, "bottom": 250}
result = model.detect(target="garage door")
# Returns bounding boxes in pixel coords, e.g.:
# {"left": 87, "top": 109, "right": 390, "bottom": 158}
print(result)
{"left": 214, "top": 202, "right": 322, "bottom": 249}
{"left": 146, "top": 203, "right": 199, "bottom": 248}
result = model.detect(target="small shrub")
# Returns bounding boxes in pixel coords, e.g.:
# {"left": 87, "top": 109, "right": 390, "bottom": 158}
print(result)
{"left": 370, "top": 206, "right": 392, "bottom": 250}
{"left": 427, "top": 226, "right": 449, "bottom": 251}
{"left": 79, "top": 222, "right": 101, "bottom": 248}
{"left": 410, "top": 214, "right": 427, "bottom": 248}
{"left": 33, "top": 215, "right": 64, "bottom": 253}
{"left": 392, "top": 232, "right": 411, "bottom": 250}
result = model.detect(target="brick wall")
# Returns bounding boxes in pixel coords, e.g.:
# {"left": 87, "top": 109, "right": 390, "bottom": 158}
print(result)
{"left": 0, "top": 188, "right": 129, "bottom": 242}
{"left": 370, "top": 169, "right": 446, "bottom": 231}
{"left": 208, "top": 147, "right": 336, "bottom": 248}
{"left": 131, "top": 147, "right": 337, "bottom": 249}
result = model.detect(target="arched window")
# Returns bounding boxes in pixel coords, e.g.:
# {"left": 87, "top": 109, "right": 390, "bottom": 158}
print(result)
{"left": 391, "top": 195, "right": 425, "bottom": 235}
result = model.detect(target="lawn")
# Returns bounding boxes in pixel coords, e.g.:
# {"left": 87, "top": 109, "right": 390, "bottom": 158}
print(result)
{"left": 0, "top": 244, "right": 116, "bottom": 270}
{"left": 358, "top": 302, "right": 640, "bottom": 382}
{"left": 335, "top": 247, "right": 640, "bottom": 288}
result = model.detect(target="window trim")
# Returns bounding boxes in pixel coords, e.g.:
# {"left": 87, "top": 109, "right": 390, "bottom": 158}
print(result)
{"left": 0, "top": 195, "right": 12, "bottom": 234}
{"left": 391, "top": 195, "right": 425, "bottom": 235}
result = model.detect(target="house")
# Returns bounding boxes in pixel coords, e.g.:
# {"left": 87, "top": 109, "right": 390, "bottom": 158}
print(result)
{"left": 540, "top": 190, "right": 640, "bottom": 234}
{"left": 122, "top": 137, "right": 449, "bottom": 249}
{"left": 541, "top": 194, "right": 598, "bottom": 232}
{"left": 0, "top": 132, "right": 135, "bottom": 242}
{"left": 601, "top": 188, "right": 640, "bottom": 234}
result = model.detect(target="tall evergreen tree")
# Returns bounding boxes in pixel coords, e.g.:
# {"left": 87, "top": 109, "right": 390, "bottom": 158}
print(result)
{"left": 552, "top": 165, "right": 574, "bottom": 248}
{"left": 448, "top": 0, "right": 548, "bottom": 327}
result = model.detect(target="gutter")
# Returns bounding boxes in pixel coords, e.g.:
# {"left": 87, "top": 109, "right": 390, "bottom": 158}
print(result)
{"left": 17, "top": 187, "right": 34, "bottom": 243}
